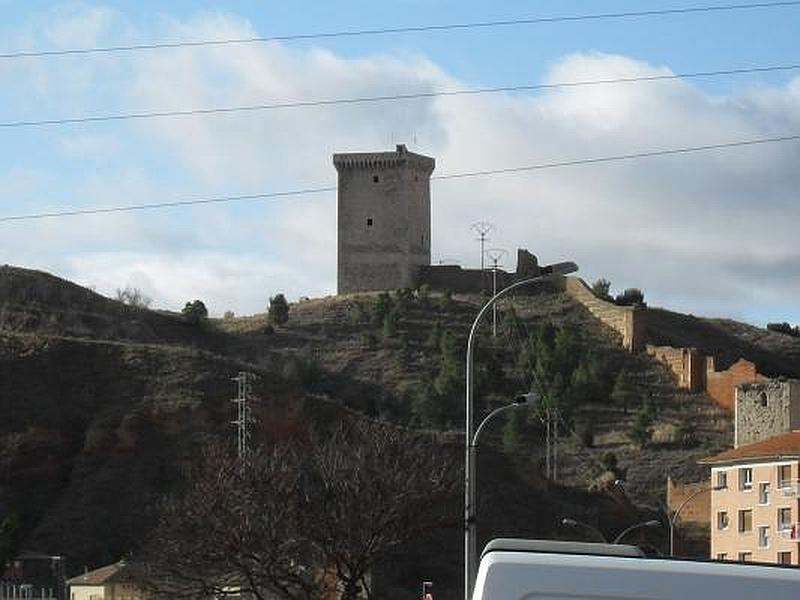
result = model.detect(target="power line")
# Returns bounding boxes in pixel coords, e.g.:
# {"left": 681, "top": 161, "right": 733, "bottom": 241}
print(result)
{"left": 0, "top": 133, "right": 797, "bottom": 223}
{"left": 2, "top": 1, "right": 799, "bottom": 60}
{"left": 2, "top": 63, "right": 798, "bottom": 130}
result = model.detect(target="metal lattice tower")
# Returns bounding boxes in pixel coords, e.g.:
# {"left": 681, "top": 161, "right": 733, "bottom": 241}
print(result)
{"left": 485, "top": 248, "right": 508, "bottom": 337}
{"left": 231, "top": 371, "right": 255, "bottom": 468}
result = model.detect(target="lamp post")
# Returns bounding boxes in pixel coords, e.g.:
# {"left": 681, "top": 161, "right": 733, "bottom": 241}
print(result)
{"left": 612, "top": 520, "right": 661, "bottom": 544}
{"left": 670, "top": 485, "right": 721, "bottom": 556}
{"left": 561, "top": 517, "right": 606, "bottom": 542}
{"left": 464, "top": 261, "right": 578, "bottom": 600}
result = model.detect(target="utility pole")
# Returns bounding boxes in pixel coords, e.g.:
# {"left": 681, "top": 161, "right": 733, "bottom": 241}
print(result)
{"left": 485, "top": 248, "right": 508, "bottom": 337}
{"left": 231, "top": 371, "right": 255, "bottom": 469}
{"left": 470, "top": 221, "right": 494, "bottom": 291}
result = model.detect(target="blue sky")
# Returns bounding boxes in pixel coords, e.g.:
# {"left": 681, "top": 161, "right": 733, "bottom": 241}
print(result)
{"left": 0, "top": 1, "right": 798, "bottom": 324}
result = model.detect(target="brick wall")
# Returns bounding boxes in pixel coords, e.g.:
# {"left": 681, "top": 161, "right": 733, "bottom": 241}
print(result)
{"left": 706, "top": 358, "right": 764, "bottom": 411}
{"left": 667, "top": 477, "right": 711, "bottom": 525}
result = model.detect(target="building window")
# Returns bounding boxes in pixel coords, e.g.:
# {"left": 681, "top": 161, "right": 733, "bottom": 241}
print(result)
{"left": 717, "top": 511, "right": 729, "bottom": 530}
{"left": 758, "top": 525, "right": 770, "bottom": 548}
{"left": 778, "top": 551, "right": 792, "bottom": 565}
{"left": 778, "top": 465, "right": 791, "bottom": 488}
{"left": 373, "top": 175, "right": 379, "bottom": 183}
{"left": 716, "top": 553, "right": 727, "bottom": 561}
{"left": 738, "top": 509, "right": 753, "bottom": 533}
{"left": 738, "top": 552, "right": 752, "bottom": 562}
{"left": 366, "top": 217, "right": 373, "bottom": 227}
{"left": 759, "top": 482, "right": 770, "bottom": 505}
{"left": 739, "top": 467, "right": 753, "bottom": 491}
{"left": 778, "top": 507, "right": 792, "bottom": 530}
{"left": 716, "top": 470, "right": 728, "bottom": 489}
{"left": 758, "top": 391, "right": 768, "bottom": 407}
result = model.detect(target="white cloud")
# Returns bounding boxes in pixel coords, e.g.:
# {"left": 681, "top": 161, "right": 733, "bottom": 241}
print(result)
{"left": 1, "top": 9, "right": 799, "bottom": 324}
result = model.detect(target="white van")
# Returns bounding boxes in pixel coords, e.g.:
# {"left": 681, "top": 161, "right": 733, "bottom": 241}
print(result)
{"left": 472, "top": 539, "right": 800, "bottom": 600}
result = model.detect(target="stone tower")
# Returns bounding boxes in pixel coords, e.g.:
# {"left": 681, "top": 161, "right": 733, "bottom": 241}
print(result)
{"left": 333, "top": 145, "right": 435, "bottom": 294}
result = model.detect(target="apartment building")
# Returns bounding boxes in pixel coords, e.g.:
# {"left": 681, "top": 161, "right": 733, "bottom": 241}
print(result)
{"left": 700, "top": 431, "right": 800, "bottom": 565}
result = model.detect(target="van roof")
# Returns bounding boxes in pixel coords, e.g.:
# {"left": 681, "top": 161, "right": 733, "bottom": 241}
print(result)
{"left": 481, "top": 538, "right": 645, "bottom": 559}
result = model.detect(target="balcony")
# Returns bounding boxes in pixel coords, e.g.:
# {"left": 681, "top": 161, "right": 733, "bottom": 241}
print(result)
{"left": 778, "top": 523, "right": 800, "bottom": 540}
{"left": 778, "top": 480, "right": 800, "bottom": 497}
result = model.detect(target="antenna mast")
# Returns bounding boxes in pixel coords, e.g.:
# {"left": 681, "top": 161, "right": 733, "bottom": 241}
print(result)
{"left": 484, "top": 248, "right": 508, "bottom": 337}
{"left": 470, "top": 221, "right": 494, "bottom": 291}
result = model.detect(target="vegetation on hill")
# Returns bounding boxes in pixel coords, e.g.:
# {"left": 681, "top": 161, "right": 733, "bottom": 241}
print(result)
{"left": 4, "top": 265, "right": 798, "bottom": 596}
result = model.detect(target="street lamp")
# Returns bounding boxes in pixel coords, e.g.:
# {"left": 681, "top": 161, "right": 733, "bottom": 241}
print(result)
{"left": 670, "top": 485, "right": 722, "bottom": 556}
{"left": 561, "top": 517, "right": 606, "bottom": 542}
{"left": 464, "top": 261, "right": 578, "bottom": 600}
{"left": 612, "top": 520, "right": 662, "bottom": 544}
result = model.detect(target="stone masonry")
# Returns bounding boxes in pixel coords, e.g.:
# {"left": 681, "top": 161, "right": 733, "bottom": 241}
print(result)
{"left": 735, "top": 379, "right": 800, "bottom": 447}
{"left": 334, "top": 145, "right": 434, "bottom": 294}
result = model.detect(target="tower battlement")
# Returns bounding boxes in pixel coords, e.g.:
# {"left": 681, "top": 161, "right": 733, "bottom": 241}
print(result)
{"left": 333, "top": 144, "right": 435, "bottom": 173}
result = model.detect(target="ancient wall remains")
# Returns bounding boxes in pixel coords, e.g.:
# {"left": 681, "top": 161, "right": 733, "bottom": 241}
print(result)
{"left": 735, "top": 379, "right": 800, "bottom": 447}
{"left": 667, "top": 477, "right": 711, "bottom": 525}
{"left": 646, "top": 345, "right": 705, "bottom": 392}
{"left": 561, "top": 277, "right": 646, "bottom": 351}
{"left": 334, "top": 145, "right": 434, "bottom": 294}
{"left": 705, "top": 357, "right": 764, "bottom": 411}
{"left": 417, "top": 248, "right": 542, "bottom": 294}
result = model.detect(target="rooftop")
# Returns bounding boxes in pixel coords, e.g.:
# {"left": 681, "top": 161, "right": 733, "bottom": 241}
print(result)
{"left": 66, "top": 560, "right": 142, "bottom": 587}
{"left": 699, "top": 430, "right": 800, "bottom": 465}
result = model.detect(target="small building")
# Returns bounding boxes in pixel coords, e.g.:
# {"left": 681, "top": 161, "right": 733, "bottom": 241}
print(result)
{"left": 1, "top": 552, "right": 65, "bottom": 600}
{"left": 66, "top": 561, "right": 148, "bottom": 600}
{"left": 700, "top": 431, "right": 800, "bottom": 565}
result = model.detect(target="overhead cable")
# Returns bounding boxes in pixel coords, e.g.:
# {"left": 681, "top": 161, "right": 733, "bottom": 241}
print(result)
{"left": 1, "top": 63, "right": 799, "bottom": 130}
{"left": 1, "top": 133, "right": 797, "bottom": 223}
{"left": 1, "top": 1, "right": 799, "bottom": 60}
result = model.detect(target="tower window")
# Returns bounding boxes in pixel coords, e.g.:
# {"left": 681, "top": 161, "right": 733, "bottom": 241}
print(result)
{"left": 373, "top": 175, "right": 379, "bottom": 183}
{"left": 367, "top": 218, "right": 373, "bottom": 227}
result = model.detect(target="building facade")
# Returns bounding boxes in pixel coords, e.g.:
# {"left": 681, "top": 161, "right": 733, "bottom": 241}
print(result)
{"left": 701, "top": 431, "right": 800, "bottom": 565}
{"left": 333, "top": 145, "right": 435, "bottom": 294}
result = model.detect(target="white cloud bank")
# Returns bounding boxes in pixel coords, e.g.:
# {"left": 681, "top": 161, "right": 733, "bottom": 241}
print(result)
{"left": 0, "top": 9, "right": 798, "bottom": 322}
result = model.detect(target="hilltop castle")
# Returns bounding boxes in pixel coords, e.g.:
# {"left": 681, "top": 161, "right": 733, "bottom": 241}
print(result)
{"left": 333, "top": 144, "right": 540, "bottom": 294}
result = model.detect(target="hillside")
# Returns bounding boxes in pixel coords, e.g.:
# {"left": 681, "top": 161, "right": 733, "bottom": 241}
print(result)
{"left": 1, "top": 265, "right": 798, "bottom": 595}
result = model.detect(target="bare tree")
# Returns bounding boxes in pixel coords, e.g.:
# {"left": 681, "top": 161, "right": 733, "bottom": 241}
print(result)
{"left": 142, "top": 442, "right": 324, "bottom": 600}
{"left": 299, "top": 423, "right": 459, "bottom": 599}
{"left": 115, "top": 286, "right": 152, "bottom": 308}
{"left": 142, "top": 423, "right": 458, "bottom": 599}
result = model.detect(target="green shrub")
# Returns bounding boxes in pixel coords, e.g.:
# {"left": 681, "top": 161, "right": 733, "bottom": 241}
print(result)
{"left": 182, "top": 300, "right": 208, "bottom": 325}
{"left": 268, "top": 293, "right": 290, "bottom": 325}
{"left": 614, "top": 288, "right": 646, "bottom": 307}
{"left": 674, "top": 420, "right": 699, "bottom": 448}
{"left": 576, "top": 419, "right": 595, "bottom": 448}
{"left": 382, "top": 310, "right": 398, "bottom": 340}
{"left": 591, "top": 278, "right": 612, "bottom": 301}
{"left": 629, "top": 399, "right": 654, "bottom": 448}
{"left": 372, "top": 292, "right": 393, "bottom": 325}
{"left": 767, "top": 322, "right": 800, "bottom": 337}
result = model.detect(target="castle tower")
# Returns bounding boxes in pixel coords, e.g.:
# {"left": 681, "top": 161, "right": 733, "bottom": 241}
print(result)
{"left": 333, "top": 145, "right": 435, "bottom": 294}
